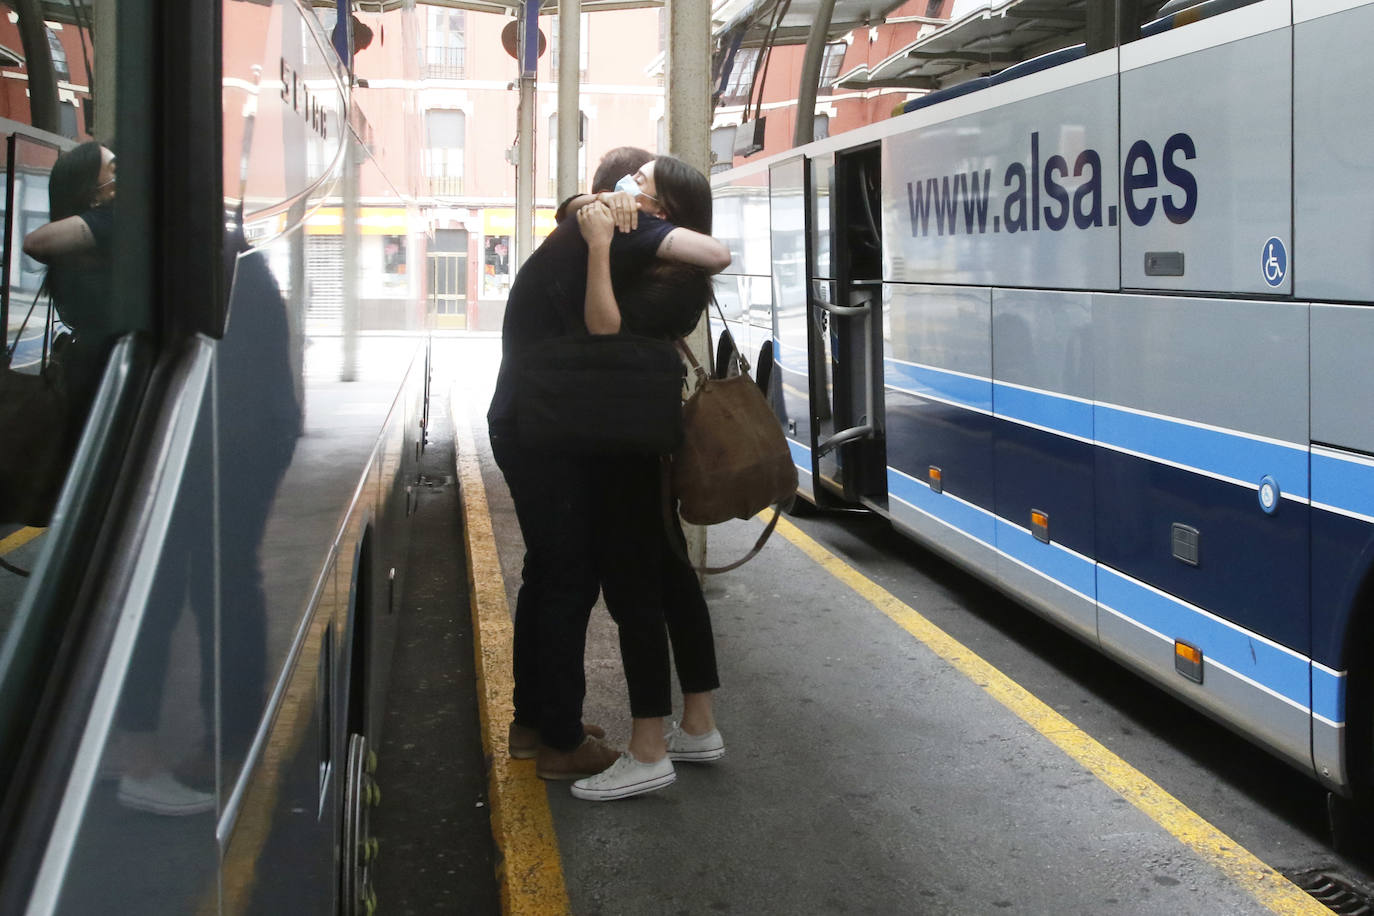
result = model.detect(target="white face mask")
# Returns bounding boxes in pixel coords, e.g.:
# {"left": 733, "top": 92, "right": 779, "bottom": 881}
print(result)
{"left": 614, "top": 173, "right": 640, "bottom": 197}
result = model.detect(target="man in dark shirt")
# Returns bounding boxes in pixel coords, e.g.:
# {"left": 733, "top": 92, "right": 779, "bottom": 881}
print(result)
{"left": 488, "top": 208, "right": 675, "bottom": 780}
{"left": 488, "top": 161, "right": 729, "bottom": 780}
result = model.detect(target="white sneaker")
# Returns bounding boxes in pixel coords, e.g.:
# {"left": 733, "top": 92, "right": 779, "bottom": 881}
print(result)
{"left": 665, "top": 722, "right": 725, "bottom": 762}
{"left": 117, "top": 772, "right": 216, "bottom": 816}
{"left": 570, "top": 753, "right": 675, "bottom": 801}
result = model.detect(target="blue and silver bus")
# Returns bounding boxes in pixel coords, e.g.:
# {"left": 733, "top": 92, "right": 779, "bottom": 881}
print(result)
{"left": 0, "top": 0, "right": 428, "bottom": 911}
{"left": 713, "top": 0, "right": 1374, "bottom": 805}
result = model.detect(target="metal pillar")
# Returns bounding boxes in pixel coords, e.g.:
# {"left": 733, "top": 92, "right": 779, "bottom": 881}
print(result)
{"left": 665, "top": 0, "right": 710, "bottom": 169}
{"left": 341, "top": 132, "right": 360, "bottom": 382}
{"left": 665, "top": 0, "right": 712, "bottom": 567}
{"left": 95, "top": 0, "right": 117, "bottom": 141}
{"left": 515, "top": 0, "right": 539, "bottom": 270}
{"left": 792, "top": 0, "right": 837, "bottom": 147}
{"left": 557, "top": 0, "right": 580, "bottom": 201}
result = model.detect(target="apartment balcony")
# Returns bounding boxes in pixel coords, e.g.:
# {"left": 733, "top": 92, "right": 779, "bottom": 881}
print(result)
{"left": 428, "top": 175, "right": 465, "bottom": 197}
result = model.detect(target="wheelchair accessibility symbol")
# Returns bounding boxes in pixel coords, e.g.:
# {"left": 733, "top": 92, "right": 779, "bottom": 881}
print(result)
{"left": 1262, "top": 237, "right": 1287, "bottom": 288}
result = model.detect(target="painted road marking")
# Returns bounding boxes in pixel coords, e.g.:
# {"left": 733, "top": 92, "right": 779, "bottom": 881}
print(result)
{"left": 1, "top": 526, "right": 43, "bottom": 555}
{"left": 771, "top": 514, "right": 1328, "bottom": 916}
{"left": 455, "top": 400, "right": 571, "bottom": 916}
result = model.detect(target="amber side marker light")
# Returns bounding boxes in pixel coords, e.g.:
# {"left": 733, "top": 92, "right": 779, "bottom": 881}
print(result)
{"left": 1174, "top": 640, "right": 1204, "bottom": 684}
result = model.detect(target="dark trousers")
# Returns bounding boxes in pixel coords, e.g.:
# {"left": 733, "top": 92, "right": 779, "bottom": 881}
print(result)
{"left": 595, "top": 456, "right": 719, "bottom": 719}
{"left": 491, "top": 431, "right": 600, "bottom": 751}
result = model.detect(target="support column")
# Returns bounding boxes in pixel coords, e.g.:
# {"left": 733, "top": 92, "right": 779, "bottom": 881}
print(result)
{"left": 515, "top": 0, "right": 539, "bottom": 270}
{"left": 341, "top": 133, "right": 360, "bottom": 382}
{"left": 95, "top": 0, "right": 117, "bottom": 141}
{"left": 556, "top": 0, "right": 580, "bottom": 202}
{"left": 792, "top": 0, "right": 837, "bottom": 147}
{"left": 665, "top": 0, "right": 712, "bottom": 567}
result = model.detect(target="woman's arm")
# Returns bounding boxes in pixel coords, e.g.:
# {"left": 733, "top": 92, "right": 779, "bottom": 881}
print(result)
{"left": 23, "top": 215, "right": 97, "bottom": 264}
{"left": 578, "top": 202, "right": 622, "bottom": 335}
{"left": 656, "top": 228, "right": 731, "bottom": 274}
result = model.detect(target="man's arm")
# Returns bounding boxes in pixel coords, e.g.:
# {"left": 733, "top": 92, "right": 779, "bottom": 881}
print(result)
{"left": 656, "top": 228, "right": 731, "bottom": 274}
{"left": 562, "top": 190, "right": 638, "bottom": 232}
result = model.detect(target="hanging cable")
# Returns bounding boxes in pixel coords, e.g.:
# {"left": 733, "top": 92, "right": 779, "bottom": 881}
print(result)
{"left": 742, "top": 0, "right": 785, "bottom": 122}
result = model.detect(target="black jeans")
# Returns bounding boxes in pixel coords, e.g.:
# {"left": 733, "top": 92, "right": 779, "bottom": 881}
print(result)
{"left": 490, "top": 431, "right": 601, "bottom": 751}
{"left": 595, "top": 455, "right": 719, "bottom": 718}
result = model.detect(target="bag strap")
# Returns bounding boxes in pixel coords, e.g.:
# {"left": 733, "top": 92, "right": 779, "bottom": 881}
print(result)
{"left": 659, "top": 457, "right": 781, "bottom": 575}
{"left": 4, "top": 281, "right": 46, "bottom": 363}
{"left": 707, "top": 293, "right": 750, "bottom": 376}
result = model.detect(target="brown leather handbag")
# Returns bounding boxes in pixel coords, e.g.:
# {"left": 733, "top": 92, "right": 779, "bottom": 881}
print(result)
{"left": 669, "top": 334, "right": 797, "bottom": 572}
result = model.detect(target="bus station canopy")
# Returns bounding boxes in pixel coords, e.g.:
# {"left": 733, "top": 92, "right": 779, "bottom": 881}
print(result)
{"left": 838, "top": 0, "right": 1088, "bottom": 91}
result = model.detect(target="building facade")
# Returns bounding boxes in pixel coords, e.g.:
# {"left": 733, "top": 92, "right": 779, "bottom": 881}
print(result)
{"left": 415, "top": 5, "right": 667, "bottom": 330}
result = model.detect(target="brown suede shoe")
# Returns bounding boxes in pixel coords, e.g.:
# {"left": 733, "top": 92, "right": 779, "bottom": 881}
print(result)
{"left": 535, "top": 735, "right": 620, "bottom": 780}
{"left": 508, "top": 722, "right": 608, "bottom": 759}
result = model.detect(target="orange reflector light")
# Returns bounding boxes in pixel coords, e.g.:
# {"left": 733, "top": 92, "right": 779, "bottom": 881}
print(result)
{"left": 1174, "top": 640, "right": 1204, "bottom": 684}
{"left": 929, "top": 467, "right": 942, "bottom": 482}
{"left": 928, "top": 466, "right": 943, "bottom": 494}
{"left": 1031, "top": 510, "right": 1048, "bottom": 528}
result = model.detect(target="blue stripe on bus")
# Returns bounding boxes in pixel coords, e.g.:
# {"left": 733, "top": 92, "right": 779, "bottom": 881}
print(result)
{"left": 887, "top": 461, "right": 1340, "bottom": 724}
{"left": 888, "top": 467, "right": 998, "bottom": 546}
{"left": 1312, "top": 667, "right": 1345, "bottom": 725}
{"left": 993, "top": 382, "right": 1094, "bottom": 441}
{"left": 1313, "top": 450, "right": 1374, "bottom": 521}
{"left": 788, "top": 437, "right": 812, "bottom": 468}
{"left": 884, "top": 362, "right": 1311, "bottom": 500}
{"left": 1098, "top": 566, "right": 1315, "bottom": 715}
{"left": 1094, "top": 404, "right": 1310, "bottom": 500}
{"left": 884, "top": 360, "right": 993, "bottom": 413}
{"left": 995, "top": 517, "right": 1096, "bottom": 599}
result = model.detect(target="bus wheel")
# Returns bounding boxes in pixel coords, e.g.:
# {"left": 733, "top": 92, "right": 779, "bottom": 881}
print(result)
{"left": 341, "top": 733, "right": 381, "bottom": 916}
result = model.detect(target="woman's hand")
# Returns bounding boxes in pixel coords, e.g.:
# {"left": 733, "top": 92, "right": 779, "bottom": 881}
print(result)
{"left": 578, "top": 201, "right": 617, "bottom": 250}
{"left": 594, "top": 190, "right": 638, "bottom": 232}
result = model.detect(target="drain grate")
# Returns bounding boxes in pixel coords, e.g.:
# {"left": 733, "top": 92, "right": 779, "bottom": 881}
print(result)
{"left": 1289, "top": 869, "right": 1374, "bottom": 915}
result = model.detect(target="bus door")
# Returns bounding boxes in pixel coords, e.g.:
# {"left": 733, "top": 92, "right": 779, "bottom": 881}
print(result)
{"left": 806, "top": 145, "right": 885, "bottom": 508}
{"left": 767, "top": 156, "right": 818, "bottom": 502}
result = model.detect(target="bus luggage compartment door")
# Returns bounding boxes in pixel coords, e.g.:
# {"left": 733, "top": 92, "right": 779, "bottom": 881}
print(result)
{"left": 812, "top": 279, "right": 883, "bottom": 505}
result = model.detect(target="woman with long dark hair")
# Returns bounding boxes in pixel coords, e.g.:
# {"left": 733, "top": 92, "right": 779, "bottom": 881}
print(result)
{"left": 570, "top": 155, "right": 727, "bottom": 802}
{"left": 23, "top": 140, "right": 118, "bottom": 415}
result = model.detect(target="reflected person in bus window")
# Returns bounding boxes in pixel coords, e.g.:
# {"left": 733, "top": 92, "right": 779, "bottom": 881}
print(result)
{"left": 23, "top": 141, "right": 118, "bottom": 442}
{"left": 488, "top": 155, "right": 730, "bottom": 783}
{"left": 569, "top": 157, "right": 725, "bottom": 802}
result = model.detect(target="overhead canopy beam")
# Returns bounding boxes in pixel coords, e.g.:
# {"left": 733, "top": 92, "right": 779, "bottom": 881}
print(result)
{"left": 837, "top": 73, "right": 937, "bottom": 90}
{"left": 907, "top": 49, "right": 1016, "bottom": 64}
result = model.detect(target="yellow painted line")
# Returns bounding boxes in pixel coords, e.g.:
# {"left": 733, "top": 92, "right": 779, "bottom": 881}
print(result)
{"left": 771, "top": 515, "right": 1328, "bottom": 916}
{"left": 454, "top": 401, "right": 571, "bottom": 916}
{"left": 1, "top": 526, "right": 43, "bottom": 555}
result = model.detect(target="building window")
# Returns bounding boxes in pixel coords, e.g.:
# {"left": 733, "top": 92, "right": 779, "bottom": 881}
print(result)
{"left": 45, "top": 27, "right": 68, "bottom": 82}
{"left": 817, "top": 42, "right": 845, "bottom": 94}
{"left": 426, "top": 8, "right": 465, "bottom": 79}
{"left": 59, "top": 100, "right": 77, "bottom": 138}
{"left": 425, "top": 109, "right": 465, "bottom": 196}
{"left": 719, "top": 47, "right": 759, "bottom": 108}
{"left": 710, "top": 125, "right": 735, "bottom": 173}
{"left": 550, "top": 14, "right": 589, "bottom": 77}
{"left": 924, "top": 0, "right": 943, "bottom": 16}
{"left": 383, "top": 235, "right": 406, "bottom": 276}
